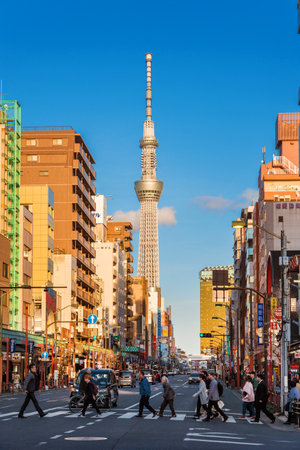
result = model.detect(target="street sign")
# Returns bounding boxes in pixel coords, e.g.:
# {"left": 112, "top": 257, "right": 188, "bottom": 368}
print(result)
{"left": 42, "top": 351, "right": 49, "bottom": 359}
{"left": 273, "top": 308, "right": 282, "bottom": 321}
{"left": 88, "top": 324, "right": 98, "bottom": 329}
{"left": 279, "top": 256, "right": 289, "bottom": 266}
{"left": 257, "top": 303, "right": 264, "bottom": 328}
{"left": 113, "top": 336, "right": 119, "bottom": 342}
{"left": 88, "top": 314, "right": 97, "bottom": 324}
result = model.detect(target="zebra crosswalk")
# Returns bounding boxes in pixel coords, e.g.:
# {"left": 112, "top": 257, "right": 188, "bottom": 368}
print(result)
{"left": 0, "top": 408, "right": 265, "bottom": 425}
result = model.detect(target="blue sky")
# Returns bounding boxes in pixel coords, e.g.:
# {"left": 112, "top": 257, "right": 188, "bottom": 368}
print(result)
{"left": 2, "top": 0, "right": 300, "bottom": 354}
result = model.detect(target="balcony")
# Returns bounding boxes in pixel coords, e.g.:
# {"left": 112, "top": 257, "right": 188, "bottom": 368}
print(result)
{"left": 124, "top": 241, "right": 133, "bottom": 252}
{"left": 128, "top": 265, "right": 134, "bottom": 274}
{"left": 126, "top": 297, "right": 133, "bottom": 306}
{"left": 127, "top": 253, "right": 133, "bottom": 263}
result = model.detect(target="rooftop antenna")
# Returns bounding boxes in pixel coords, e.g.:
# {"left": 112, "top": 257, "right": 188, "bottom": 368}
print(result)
{"left": 145, "top": 53, "right": 152, "bottom": 121}
{"left": 261, "top": 145, "right": 266, "bottom": 164}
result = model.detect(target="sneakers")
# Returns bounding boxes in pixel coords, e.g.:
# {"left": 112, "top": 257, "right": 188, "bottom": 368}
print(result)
{"left": 135, "top": 414, "right": 143, "bottom": 417}
{"left": 240, "top": 415, "right": 246, "bottom": 419}
{"left": 251, "top": 419, "right": 259, "bottom": 423}
{"left": 193, "top": 415, "right": 200, "bottom": 419}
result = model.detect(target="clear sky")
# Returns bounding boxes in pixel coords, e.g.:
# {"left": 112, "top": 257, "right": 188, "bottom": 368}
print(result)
{"left": 2, "top": 0, "right": 300, "bottom": 354}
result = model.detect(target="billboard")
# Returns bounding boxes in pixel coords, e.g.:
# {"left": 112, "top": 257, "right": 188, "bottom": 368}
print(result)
{"left": 93, "top": 194, "right": 107, "bottom": 225}
{"left": 162, "top": 326, "right": 168, "bottom": 338}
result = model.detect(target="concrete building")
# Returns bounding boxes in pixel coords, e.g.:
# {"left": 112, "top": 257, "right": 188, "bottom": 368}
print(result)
{"left": 199, "top": 266, "right": 234, "bottom": 355}
{"left": 94, "top": 241, "right": 126, "bottom": 348}
{"left": 94, "top": 194, "right": 107, "bottom": 242}
{"left": 18, "top": 206, "right": 33, "bottom": 332}
{"left": 0, "top": 233, "right": 10, "bottom": 392}
{"left": 21, "top": 185, "right": 55, "bottom": 334}
{"left": 132, "top": 276, "right": 148, "bottom": 353}
{"left": 21, "top": 128, "right": 97, "bottom": 342}
{"left": 107, "top": 221, "right": 134, "bottom": 344}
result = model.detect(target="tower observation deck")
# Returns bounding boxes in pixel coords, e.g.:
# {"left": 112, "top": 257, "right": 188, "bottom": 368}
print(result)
{"left": 135, "top": 53, "right": 163, "bottom": 288}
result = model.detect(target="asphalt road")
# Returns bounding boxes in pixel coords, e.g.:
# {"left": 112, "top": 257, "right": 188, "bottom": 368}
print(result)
{"left": 0, "top": 376, "right": 299, "bottom": 449}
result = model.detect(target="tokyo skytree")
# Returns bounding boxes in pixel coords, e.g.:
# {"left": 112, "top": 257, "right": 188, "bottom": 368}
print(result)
{"left": 135, "top": 53, "right": 163, "bottom": 288}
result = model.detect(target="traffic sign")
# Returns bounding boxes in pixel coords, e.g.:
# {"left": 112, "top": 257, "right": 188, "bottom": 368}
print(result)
{"left": 42, "top": 351, "right": 49, "bottom": 359}
{"left": 88, "top": 314, "right": 98, "bottom": 324}
{"left": 88, "top": 324, "right": 98, "bottom": 329}
{"left": 273, "top": 308, "right": 282, "bottom": 321}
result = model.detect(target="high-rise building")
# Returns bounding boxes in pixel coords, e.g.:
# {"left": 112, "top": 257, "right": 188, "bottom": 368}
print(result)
{"left": 21, "top": 128, "right": 97, "bottom": 341}
{"left": 0, "top": 100, "right": 21, "bottom": 329}
{"left": 132, "top": 276, "right": 148, "bottom": 352}
{"left": 135, "top": 54, "right": 163, "bottom": 289}
{"left": 199, "top": 265, "right": 234, "bottom": 355}
{"left": 107, "top": 221, "right": 134, "bottom": 344}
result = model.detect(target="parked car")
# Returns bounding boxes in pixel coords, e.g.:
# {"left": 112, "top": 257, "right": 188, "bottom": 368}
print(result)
{"left": 188, "top": 373, "right": 200, "bottom": 384}
{"left": 143, "top": 369, "right": 156, "bottom": 385}
{"left": 70, "top": 368, "right": 119, "bottom": 408}
{"left": 119, "top": 370, "right": 136, "bottom": 388}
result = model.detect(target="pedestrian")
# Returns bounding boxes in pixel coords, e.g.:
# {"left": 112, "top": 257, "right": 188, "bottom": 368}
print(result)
{"left": 193, "top": 373, "right": 208, "bottom": 419}
{"left": 80, "top": 373, "right": 101, "bottom": 417}
{"left": 159, "top": 376, "right": 176, "bottom": 417}
{"left": 240, "top": 375, "right": 255, "bottom": 419}
{"left": 18, "top": 364, "right": 48, "bottom": 419}
{"left": 251, "top": 373, "right": 275, "bottom": 423}
{"left": 204, "top": 373, "right": 228, "bottom": 423}
{"left": 136, "top": 370, "right": 157, "bottom": 418}
{"left": 250, "top": 371, "right": 258, "bottom": 392}
{"left": 284, "top": 380, "right": 300, "bottom": 425}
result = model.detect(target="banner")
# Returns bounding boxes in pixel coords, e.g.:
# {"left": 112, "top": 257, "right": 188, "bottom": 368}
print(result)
{"left": 257, "top": 303, "right": 263, "bottom": 328}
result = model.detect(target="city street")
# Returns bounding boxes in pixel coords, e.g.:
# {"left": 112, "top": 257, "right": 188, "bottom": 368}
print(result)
{"left": 0, "top": 376, "right": 299, "bottom": 450}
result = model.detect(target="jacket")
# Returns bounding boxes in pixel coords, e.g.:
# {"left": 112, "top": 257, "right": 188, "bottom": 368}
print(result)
{"left": 195, "top": 380, "right": 208, "bottom": 404}
{"left": 287, "top": 387, "right": 300, "bottom": 412}
{"left": 140, "top": 376, "right": 151, "bottom": 396}
{"left": 255, "top": 380, "right": 269, "bottom": 404}
{"left": 242, "top": 381, "right": 254, "bottom": 403}
{"left": 24, "top": 372, "right": 36, "bottom": 393}
{"left": 162, "top": 382, "right": 175, "bottom": 400}
{"left": 252, "top": 377, "right": 259, "bottom": 391}
{"left": 208, "top": 378, "right": 219, "bottom": 401}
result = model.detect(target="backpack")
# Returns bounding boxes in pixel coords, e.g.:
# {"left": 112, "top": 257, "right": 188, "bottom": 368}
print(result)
{"left": 91, "top": 381, "right": 98, "bottom": 395}
{"left": 217, "top": 381, "right": 223, "bottom": 397}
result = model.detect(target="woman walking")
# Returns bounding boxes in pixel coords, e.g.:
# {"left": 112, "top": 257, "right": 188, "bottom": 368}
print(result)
{"left": 241, "top": 375, "right": 255, "bottom": 419}
{"left": 158, "top": 376, "right": 176, "bottom": 417}
{"left": 193, "top": 373, "right": 208, "bottom": 419}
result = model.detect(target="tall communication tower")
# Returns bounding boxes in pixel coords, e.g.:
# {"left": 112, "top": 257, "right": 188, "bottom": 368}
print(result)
{"left": 135, "top": 53, "right": 163, "bottom": 288}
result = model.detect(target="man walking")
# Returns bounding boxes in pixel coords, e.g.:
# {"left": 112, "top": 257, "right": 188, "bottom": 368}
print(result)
{"left": 80, "top": 373, "right": 101, "bottom": 417}
{"left": 18, "top": 364, "right": 47, "bottom": 419}
{"left": 251, "top": 373, "right": 275, "bottom": 423}
{"left": 250, "top": 371, "right": 259, "bottom": 392}
{"left": 159, "top": 376, "right": 176, "bottom": 417}
{"left": 204, "top": 373, "right": 228, "bottom": 422}
{"left": 136, "top": 370, "right": 157, "bottom": 418}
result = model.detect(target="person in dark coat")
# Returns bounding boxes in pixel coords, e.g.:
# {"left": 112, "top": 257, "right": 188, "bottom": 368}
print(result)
{"left": 204, "top": 373, "right": 228, "bottom": 422}
{"left": 136, "top": 370, "right": 157, "bottom": 417}
{"left": 80, "top": 373, "right": 101, "bottom": 416}
{"left": 159, "top": 376, "right": 176, "bottom": 417}
{"left": 18, "top": 364, "right": 47, "bottom": 418}
{"left": 251, "top": 374, "right": 275, "bottom": 423}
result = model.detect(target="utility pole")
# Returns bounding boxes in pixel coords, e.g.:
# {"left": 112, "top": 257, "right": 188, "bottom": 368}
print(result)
{"left": 280, "top": 230, "right": 289, "bottom": 412}
{"left": 249, "top": 289, "right": 254, "bottom": 371}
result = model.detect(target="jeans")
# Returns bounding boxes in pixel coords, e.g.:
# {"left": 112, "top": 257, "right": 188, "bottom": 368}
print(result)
{"left": 242, "top": 401, "right": 255, "bottom": 417}
{"left": 19, "top": 392, "right": 44, "bottom": 417}
{"left": 207, "top": 400, "right": 227, "bottom": 420}
{"left": 82, "top": 395, "right": 100, "bottom": 415}
{"left": 139, "top": 395, "right": 155, "bottom": 415}
{"left": 159, "top": 398, "right": 175, "bottom": 416}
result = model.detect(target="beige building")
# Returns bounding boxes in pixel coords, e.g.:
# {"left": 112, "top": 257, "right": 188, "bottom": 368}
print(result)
{"left": 20, "top": 185, "right": 55, "bottom": 333}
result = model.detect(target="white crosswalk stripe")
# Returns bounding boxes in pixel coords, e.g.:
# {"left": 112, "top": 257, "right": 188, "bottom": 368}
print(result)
{"left": 246, "top": 417, "right": 262, "bottom": 425}
{"left": 170, "top": 414, "right": 185, "bottom": 421}
{"left": 118, "top": 412, "right": 137, "bottom": 419}
{"left": 226, "top": 415, "right": 236, "bottom": 423}
{"left": 144, "top": 413, "right": 159, "bottom": 420}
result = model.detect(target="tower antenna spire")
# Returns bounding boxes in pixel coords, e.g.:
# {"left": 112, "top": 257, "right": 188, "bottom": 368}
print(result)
{"left": 145, "top": 53, "right": 152, "bottom": 121}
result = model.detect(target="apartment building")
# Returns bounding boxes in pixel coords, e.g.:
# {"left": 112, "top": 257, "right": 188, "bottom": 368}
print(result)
{"left": 21, "top": 128, "right": 96, "bottom": 341}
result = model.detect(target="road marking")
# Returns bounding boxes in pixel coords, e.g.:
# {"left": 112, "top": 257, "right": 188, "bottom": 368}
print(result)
{"left": 99, "top": 412, "right": 116, "bottom": 418}
{"left": 187, "top": 433, "right": 245, "bottom": 440}
{"left": 246, "top": 417, "right": 262, "bottom": 424}
{"left": 2, "top": 418, "right": 12, "bottom": 421}
{"left": 46, "top": 411, "right": 67, "bottom": 417}
{"left": 226, "top": 416, "right": 236, "bottom": 423}
{"left": 65, "top": 429, "right": 75, "bottom": 434}
{"left": 95, "top": 419, "right": 102, "bottom": 422}
{"left": 65, "top": 437, "right": 108, "bottom": 441}
{"left": 184, "top": 438, "right": 263, "bottom": 445}
{"left": 125, "top": 391, "right": 162, "bottom": 410}
{"left": 50, "top": 435, "right": 62, "bottom": 439}
{"left": 0, "top": 411, "right": 18, "bottom": 418}
{"left": 76, "top": 426, "right": 86, "bottom": 429}
{"left": 170, "top": 414, "right": 186, "bottom": 421}
{"left": 118, "top": 412, "right": 138, "bottom": 419}
{"left": 37, "top": 442, "right": 47, "bottom": 446}
{"left": 86, "top": 422, "right": 94, "bottom": 425}
{"left": 144, "top": 413, "right": 159, "bottom": 420}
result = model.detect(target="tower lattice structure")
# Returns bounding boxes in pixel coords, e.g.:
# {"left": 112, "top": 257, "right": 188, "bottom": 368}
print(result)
{"left": 135, "top": 53, "right": 163, "bottom": 288}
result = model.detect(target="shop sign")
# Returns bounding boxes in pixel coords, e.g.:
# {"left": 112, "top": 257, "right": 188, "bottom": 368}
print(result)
{"left": 290, "top": 365, "right": 299, "bottom": 374}
{"left": 273, "top": 308, "right": 282, "bottom": 321}
{"left": 270, "top": 321, "right": 279, "bottom": 330}
{"left": 257, "top": 304, "right": 264, "bottom": 328}
{"left": 271, "top": 297, "right": 277, "bottom": 311}
{"left": 28, "top": 341, "right": 35, "bottom": 354}
{"left": 294, "top": 351, "right": 300, "bottom": 359}
{"left": 9, "top": 339, "right": 16, "bottom": 354}
{"left": 2, "top": 352, "right": 7, "bottom": 360}
{"left": 12, "top": 352, "right": 21, "bottom": 361}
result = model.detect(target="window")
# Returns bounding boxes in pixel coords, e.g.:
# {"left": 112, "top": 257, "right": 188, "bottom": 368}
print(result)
{"left": 2, "top": 262, "right": 9, "bottom": 279}
{"left": 24, "top": 217, "right": 32, "bottom": 234}
{"left": 27, "top": 154, "right": 39, "bottom": 162}
{"left": 26, "top": 139, "right": 36, "bottom": 146}
{"left": 24, "top": 245, "right": 31, "bottom": 261}
{"left": 53, "top": 139, "right": 62, "bottom": 145}
{"left": 23, "top": 274, "right": 32, "bottom": 286}
{"left": 40, "top": 171, "right": 48, "bottom": 176}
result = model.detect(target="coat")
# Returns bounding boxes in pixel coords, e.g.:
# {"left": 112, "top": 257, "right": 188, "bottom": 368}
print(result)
{"left": 242, "top": 381, "right": 255, "bottom": 403}
{"left": 208, "top": 378, "right": 219, "bottom": 401}
{"left": 162, "top": 382, "right": 175, "bottom": 400}
{"left": 255, "top": 380, "right": 269, "bottom": 404}
{"left": 139, "top": 377, "right": 151, "bottom": 396}
{"left": 195, "top": 380, "right": 208, "bottom": 404}
{"left": 24, "top": 372, "right": 36, "bottom": 393}
{"left": 287, "top": 387, "right": 300, "bottom": 413}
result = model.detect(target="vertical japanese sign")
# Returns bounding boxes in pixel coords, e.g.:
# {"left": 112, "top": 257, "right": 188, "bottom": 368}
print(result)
{"left": 257, "top": 303, "right": 264, "bottom": 328}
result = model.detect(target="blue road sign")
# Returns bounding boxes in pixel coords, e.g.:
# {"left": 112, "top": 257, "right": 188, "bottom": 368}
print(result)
{"left": 42, "top": 351, "right": 49, "bottom": 359}
{"left": 88, "top": 314, "right": 98, "bottom": 324}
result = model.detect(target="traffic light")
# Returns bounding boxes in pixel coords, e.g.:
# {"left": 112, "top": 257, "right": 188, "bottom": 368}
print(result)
{"left": 200, "top": 333, "right": 212, "bottom": 338}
